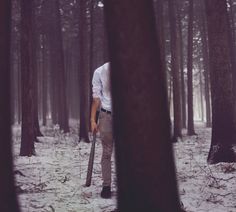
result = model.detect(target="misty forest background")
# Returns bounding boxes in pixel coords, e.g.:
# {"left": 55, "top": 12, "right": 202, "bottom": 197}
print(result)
{"left": 0, "top": 0, "right": 236, "bottom": 211}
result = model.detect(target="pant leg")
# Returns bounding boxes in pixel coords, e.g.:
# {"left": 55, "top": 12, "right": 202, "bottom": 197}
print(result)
{"left": 99, "top": 112, "right": 113, "bottom": 187}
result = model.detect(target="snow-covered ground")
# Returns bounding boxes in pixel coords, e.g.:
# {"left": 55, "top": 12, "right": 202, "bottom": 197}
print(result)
{"left": 13, "top": 122, "right": 236, "bottom": 212}
{"left": 174, "top": 124, "right": 236, "bottom": 212}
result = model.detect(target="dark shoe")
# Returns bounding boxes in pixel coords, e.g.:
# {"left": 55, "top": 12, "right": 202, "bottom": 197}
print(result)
{"left": 101, "top": 186, "right": 111, "bottom": 198}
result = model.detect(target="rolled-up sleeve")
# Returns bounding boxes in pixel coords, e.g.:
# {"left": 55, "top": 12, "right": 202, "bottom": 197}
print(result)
{"left": 92, "top": 70, "right": 102, "bottom": 99}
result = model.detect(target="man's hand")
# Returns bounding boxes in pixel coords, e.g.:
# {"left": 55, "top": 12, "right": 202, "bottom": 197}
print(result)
{"left": 91, "top": 120, "right": 98, "bottom": 134}
{"left": 90, "top": 97, "right": 100, "bottom": 134}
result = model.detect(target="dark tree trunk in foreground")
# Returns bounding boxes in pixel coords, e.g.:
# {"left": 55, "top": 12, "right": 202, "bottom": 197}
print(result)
{"left": 78, "top": 0, "right": 91, "bottom": 142}
{"left": 168, "top": 0, "right": 182, "bottom": 139}
{"left": 0, "top": 0, "right": 20, "bottom": 211}
{"left": 154, "top": 0, "right": 167, "bottom": 78}
{"left": 228, "top": 0, "right": 236, "bottom": 119}
{"left": 187, "top": 0, "right": 196, "bottom": 135}
{"left": 205, "top": 0, "right": 236, "bottom": 163}
{"left": 105, "top": 0, "right": 181, "bottom": 211}
{"left": 228, "top": 0, "right": 236, "bottom": 79}
{"left": 20, "top": 0, "right": 36, "bottom": 156}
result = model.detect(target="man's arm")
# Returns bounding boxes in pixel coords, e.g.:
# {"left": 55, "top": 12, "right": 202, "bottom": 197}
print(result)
{"left": 90, "top": 97, "right": 100, "bottom": 133}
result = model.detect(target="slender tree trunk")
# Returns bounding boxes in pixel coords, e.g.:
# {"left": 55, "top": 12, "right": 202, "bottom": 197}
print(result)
{"left": 168, "top": 0, "right": 182, "bottom": 139}
{"left": 187, "top": 0, "right": 196, "bottom": 135}
{"left": 53, "top": 0, "right": 69, "bottom": 133}
{"left": 50, "top": 61, "right": 59, "bottom": 125}
{"left": 205, "top": 0, "right": 236, "bottom": 163}
{"left": 20, "top": 0, "right": 36, "bottom": 156}
{"left": 12, "top": 0, "right": 22, "bottom": 125}
{"left": 199, "top": 67, "right": 204, "bottom": 121}
{"left": 169, "top": 76, "right": 172, "bottom": 111}
{"left": 177, "top": 0, "right": 186, "bottom": 129}
{"left": 42, "top": 35, "right": 48, "bottom": 126}
{"left": 17, "top": 34, "right": 21, "bottom": 125}
{"left": 10, "top": 6, "right": 17, "bottom": 124}
{"left": 105, "top": 0, "right": 182, "bottom": 211}
{"left": 78, "top": 0, "right": 92, "bottom": 142}
{"left": 0, "top": 0, "right": 20, "bottom": 210}
{"left": 199, "top": 0, "right": 211, "bottom": 127}
{"left": 32, "top": 4, "right": 43, "bottom": 137}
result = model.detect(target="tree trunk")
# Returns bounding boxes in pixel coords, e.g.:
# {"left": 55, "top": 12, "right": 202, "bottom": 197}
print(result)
{"left": 199, "top": 67, "right": 204, "bottom": 121}
{"left": 205, "top": 0, "right": 236, "bottom": 163}
{"left": 78, "top": 0, "right": 92, "bottom": 142}
{"left": 42, "top": 0, "right": 69, "bottom": 132}
{"left": 41, "top": 0, "right": 58, "bottom": 125}
{"left": 228, "top": 0, "right": 236, "bottom": 76}
{"left": 11, "top": 0, "right": 21, "bottom": 125}
{"left": 20, "top": 0, "right": 36, "bottom": 156}
{"left": 42, "top": 35, "right": 48, "bottom": 126}
{"left": 177, "top": 0, "right": 186, "bottom": 129}
{"left": 104, "top": 0, "right": 182, "bottom": 211}
{"left": 154, "top": 0, "right": 167, "bottom": 81}
{"left": 199, "top": 0, "right": 211, "bottom": 127}
{"left": 32, "top": 3, "right": 43, "bottom": 137}
{"left": 187, "top": 0, "right": 196, "bottom": 135}
{"left": 228, "top": 0, "right": 236, "bottom": 122}
{"left": 0, "top": 0, "right": 20, "bottom": 210}
{"left": 17, "top": 54, "right": 21, "bottom": 124}
{"left": 168, "top": 0, "right": 182, "bottom": 139}
{"left": 169, "top": 76, "right": 172, "bottom": 111}
{"left": 55, "top": 0, "right": 69, "bottom": 133}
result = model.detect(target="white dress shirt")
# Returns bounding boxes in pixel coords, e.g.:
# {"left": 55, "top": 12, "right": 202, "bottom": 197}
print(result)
{"left": 92, "top": 62, "right": 112, "bottom": 112}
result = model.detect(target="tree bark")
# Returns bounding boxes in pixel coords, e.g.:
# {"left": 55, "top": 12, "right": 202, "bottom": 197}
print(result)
{"left": 17, "top": 54, "right": 21, "bottom": 124}
{"left": 55, "top": 0, "right": 69, "bottom": 133}
{"left": 228, "top": 0, "right": 236, "bottom": 122}
{"left": 228, "top": 0, "right": 236, "bottom": 77}
{"left": 20, "top": 0, "right": 36, "bottom": 156}
{"left": 32, "top": 2, "right": 43, "bottom": 137}
{"left": 199, "top": 0, "right": 211, "bottom": 127}
{"left": 205, "top": 0, "right": 236, "bottom": 163}
{"left": 104, "top": 0, "right": 182, "bottom": 211}
{"left": 177, "top": 0, "right": 187, "bottom": 129}
{"left": 0, "top": 0, "right": 20, "bottom": 210}
{"left": 42, "top": 35, "right": 48, "bottom": 126}
{"left": 154, "top": 0, "right": 167, "bottom": 81}
{"left": 168, "top": 0, "right": 182, "bottom": 139}
{"left": 78, "top": 0, "right": 92, "bottom": 142}
{"left": 187, "top": 0, "right": 196, "bottom": 135}
{"left": 199, "top": 67, "right": 204, "bottom": 121}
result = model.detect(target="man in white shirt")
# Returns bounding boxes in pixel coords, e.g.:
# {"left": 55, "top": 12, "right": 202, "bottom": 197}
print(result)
{"left": 90, "top": 62, "right": 113, "bottom": 198}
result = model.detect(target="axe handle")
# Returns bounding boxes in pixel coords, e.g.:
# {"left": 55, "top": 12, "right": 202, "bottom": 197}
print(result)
{"left": 85, "top": 134, "right": 96, "bottom": 187}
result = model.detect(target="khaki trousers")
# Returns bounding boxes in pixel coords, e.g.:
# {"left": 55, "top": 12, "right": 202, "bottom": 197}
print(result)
{"left": 99, "top": 111, "right": 113, "bottom": 187}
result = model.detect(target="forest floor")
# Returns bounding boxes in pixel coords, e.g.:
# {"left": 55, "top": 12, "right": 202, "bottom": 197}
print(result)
{"left": 13, "top": 121, "right": 236, "bottom": 212}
